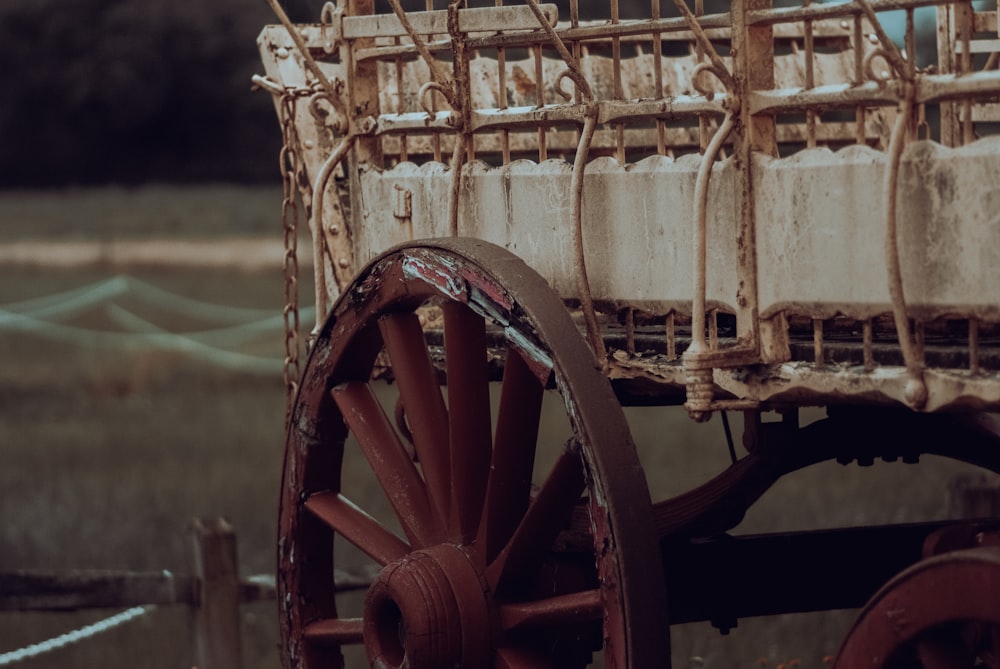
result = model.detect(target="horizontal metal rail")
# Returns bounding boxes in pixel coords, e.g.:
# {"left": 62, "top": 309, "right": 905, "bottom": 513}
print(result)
{"left": 751, "top": 70, "right": 1000, "bottom": 114}
{"left": 747, "top": 0, "right": 967, "bottom": 26}
{"left": 360, "top": 69, "right": 1000, "bottom": 138}
{"left": 370, "top": 95, "right": 730, "bottom": 136}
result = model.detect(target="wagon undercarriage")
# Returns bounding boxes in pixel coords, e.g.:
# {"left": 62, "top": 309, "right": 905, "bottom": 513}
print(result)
{"left": 256, "top": 1, "right": 1000, "bottom": 667}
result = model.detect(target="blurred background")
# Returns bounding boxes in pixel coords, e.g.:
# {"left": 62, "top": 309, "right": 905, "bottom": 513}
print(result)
{"left": 0, "top": 0, "right": 329, "bottom": 187}
{"left": 0, "top": 1, "right": 978, "bottom": 668}
{"left": 0, "top": 2, "right": 321, "bottom": 668}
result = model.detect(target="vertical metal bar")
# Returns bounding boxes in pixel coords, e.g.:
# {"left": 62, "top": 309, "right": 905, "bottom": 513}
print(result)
{"left": 731, "top": 0, "right": 773, "bottom": 351}
{"left": 959, "top": 1, "right": 975, "bottom": 145}
{"left": 625, "top": 308, "right": 637, "bottom": 356}
{"left": 813, "top": 318, "right": 824, "bottom": 366}
{"left": 347, "top": 0, "right": 383, "bottom": 168}
{"left": 534, "top": 43, "right": 547, "bottom": 161}
{"left": 937, "top": 3, "right": 958, "bottom": 146}
{"left": 804, "top": 0, "right": 817, "bottom": 148}
{"left": 666, "top": 312, "right": 677, "bottom": 361}
{"left": 863, "top": 318, "right": 874, "bottom": 371}
{"left": 854, "top": 14, "right": 866, "bottom": 145}
{"left": 428, "top": 0, "right": 443, "bottom": 162}
{"left": 969, "top": 317, "right": 981, "bottom": 374}
{"left": 905, "top": 8, "right": 916, "bottom": 80}
{"left": 696, "top": 0, "right": 706, "bottom": 146}
{"left": 906, "top": 8, "right": 918, "bottom": 141}
{"left": 695, "top": 0, "right": 709, "bottom": 153}
{"left": 652, "top": 0, "right": 667, "bottom": 154}
{"left": 611, "top": 0, "right": 626, "bottom": 163}
{"left": 497, "top": 0, "right": 510, "bottom": 165}
{"left": 395, "top": 49, "right": 409, "bottom": 162}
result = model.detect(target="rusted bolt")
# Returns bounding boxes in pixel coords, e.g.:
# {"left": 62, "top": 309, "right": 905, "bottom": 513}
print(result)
{"left": 338, "top": 258, "right": 350, "bottom": 268}
{"left": 304, "top": 139, "right": 315, "bottom": 149}
{"left": 277, "top": 47, "right": 290, "bottom": 59}
{"left": 329, "top": 224, "right": 340, "bottom": 235}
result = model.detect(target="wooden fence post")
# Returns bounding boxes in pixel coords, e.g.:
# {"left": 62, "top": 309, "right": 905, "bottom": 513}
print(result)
{"left": 190, "top": 518, "right": 243, "bottom": 669}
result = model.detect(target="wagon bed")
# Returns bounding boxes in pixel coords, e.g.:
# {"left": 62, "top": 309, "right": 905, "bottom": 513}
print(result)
{"left": 255, "top": 2, "right": 1000, "bottom": 668}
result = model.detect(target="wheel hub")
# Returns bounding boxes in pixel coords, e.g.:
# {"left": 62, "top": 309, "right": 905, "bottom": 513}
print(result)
{"left": 363, "top": 544, "right": 492, "bottom": 669}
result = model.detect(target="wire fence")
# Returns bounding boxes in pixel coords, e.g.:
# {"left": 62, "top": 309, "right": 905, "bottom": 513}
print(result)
{"left": 0, "top": 521, "right": 282, "bottom": 669}
{"left": 0, "top": 605, "right": 154, "bottom": 667}
{"left": 0, "top": 276, "right": 315, "bottom": 376}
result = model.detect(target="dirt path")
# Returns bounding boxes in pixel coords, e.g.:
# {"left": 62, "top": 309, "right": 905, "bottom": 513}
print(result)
{"left": 0, "top": 238, "right": 313, "bottom": 270}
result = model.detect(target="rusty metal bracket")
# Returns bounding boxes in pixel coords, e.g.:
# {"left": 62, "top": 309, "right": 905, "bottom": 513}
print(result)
{"left": 265, "top": 0, "right": 340, "bottom": 104}
{"left": 320, "top": 1, "right": 344, "bottom": 55}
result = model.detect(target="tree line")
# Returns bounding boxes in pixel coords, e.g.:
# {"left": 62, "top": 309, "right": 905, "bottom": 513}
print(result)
{"left": 0, "top": 0, "right": 729, "bottom": 188}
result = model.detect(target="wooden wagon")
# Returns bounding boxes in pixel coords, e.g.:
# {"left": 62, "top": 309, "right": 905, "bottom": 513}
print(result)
{"left": 255, "top": 1, "right": 1000, "bottom": 666}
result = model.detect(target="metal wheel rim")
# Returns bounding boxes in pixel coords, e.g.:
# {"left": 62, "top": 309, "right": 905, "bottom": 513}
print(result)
{"left": 833, "top": 546, "right": 1000, "bottom": 669}
{"left": 278, "top": 238, "right": 669, "bottom": 669}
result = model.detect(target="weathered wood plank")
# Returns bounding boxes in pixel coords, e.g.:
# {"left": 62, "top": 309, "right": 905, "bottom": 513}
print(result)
{"left": 0, "top": 570, "right": 194, "bottom": 611}
{"left": 191, "top": 518, "right": 242, "bottom": 669}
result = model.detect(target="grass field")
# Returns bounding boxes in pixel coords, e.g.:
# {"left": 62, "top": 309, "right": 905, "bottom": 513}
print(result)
{"left": 0, "top": 186, "right": 985, "bottom": 669}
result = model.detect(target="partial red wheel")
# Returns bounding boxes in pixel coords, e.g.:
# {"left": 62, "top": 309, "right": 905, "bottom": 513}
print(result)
{"left": 833, "top": 546, "right": 1000, "bottom": 669}
{"left": 278, "top": 238, "right": 669, "bottom": 669}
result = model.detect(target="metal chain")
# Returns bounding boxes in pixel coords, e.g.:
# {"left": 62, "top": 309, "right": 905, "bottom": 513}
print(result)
{"left": 279, "top": 92, "right": 303, "bottom": 417}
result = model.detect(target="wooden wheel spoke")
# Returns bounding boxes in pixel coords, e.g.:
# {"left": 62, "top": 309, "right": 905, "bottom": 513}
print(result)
{"left": 304, "top": 491, "right": 409, "bottom": 566}
{"left": 331, "top": 382, "right": 440, "bottom": 546}
{"left": 498, "top": 589, "right": 603, "bottom": 635}
{"left": 496, "top": 645, "right": 559, "bottom": 669}
{"left": 378, "top": 312, "right": 451, "bottom": 525}
{"left": 443, "top": 301, "right": 493, "bottom": 543}
{"left": 478, "top": 347, "right": 545, "bottom": 563}
{"left": 281, "top": 241, "right": 668, "bottom": 667}
{"left": 302, "top": 617, "right": 364, "bottom": 647}
{"left": 488, "top": 448, "right": 586, "bottom": 596}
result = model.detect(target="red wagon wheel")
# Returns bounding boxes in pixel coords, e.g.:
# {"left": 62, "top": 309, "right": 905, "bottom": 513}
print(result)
{"left": 833, "top": 546, "right": 1000, "bottom": 669}
{"left": 278, "top": 238, "right": 669, "bottom": 669}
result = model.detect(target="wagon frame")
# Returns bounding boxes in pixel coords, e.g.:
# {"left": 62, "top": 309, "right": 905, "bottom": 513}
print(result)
{"left": 255, "top": 1, "right": 1000, "bottom": 667}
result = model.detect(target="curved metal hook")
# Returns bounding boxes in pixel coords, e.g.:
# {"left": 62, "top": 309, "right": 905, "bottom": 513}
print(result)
{"left": 554, "top": 70, "right": 576, "bottom": 103}
{"left": 419, "top": 81, "right": 453, "bottom": 115}
{"left": 864, "top": 48, "right": 897, "bottom": 89}
{"left": 320, "top": 2, "right": 342, "bottom": 55}
{"left": 308, "top": 88, "right": 348, "bottom": 135}
{"left": 691, "top": 62, "right": 729, "bottom": 101}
